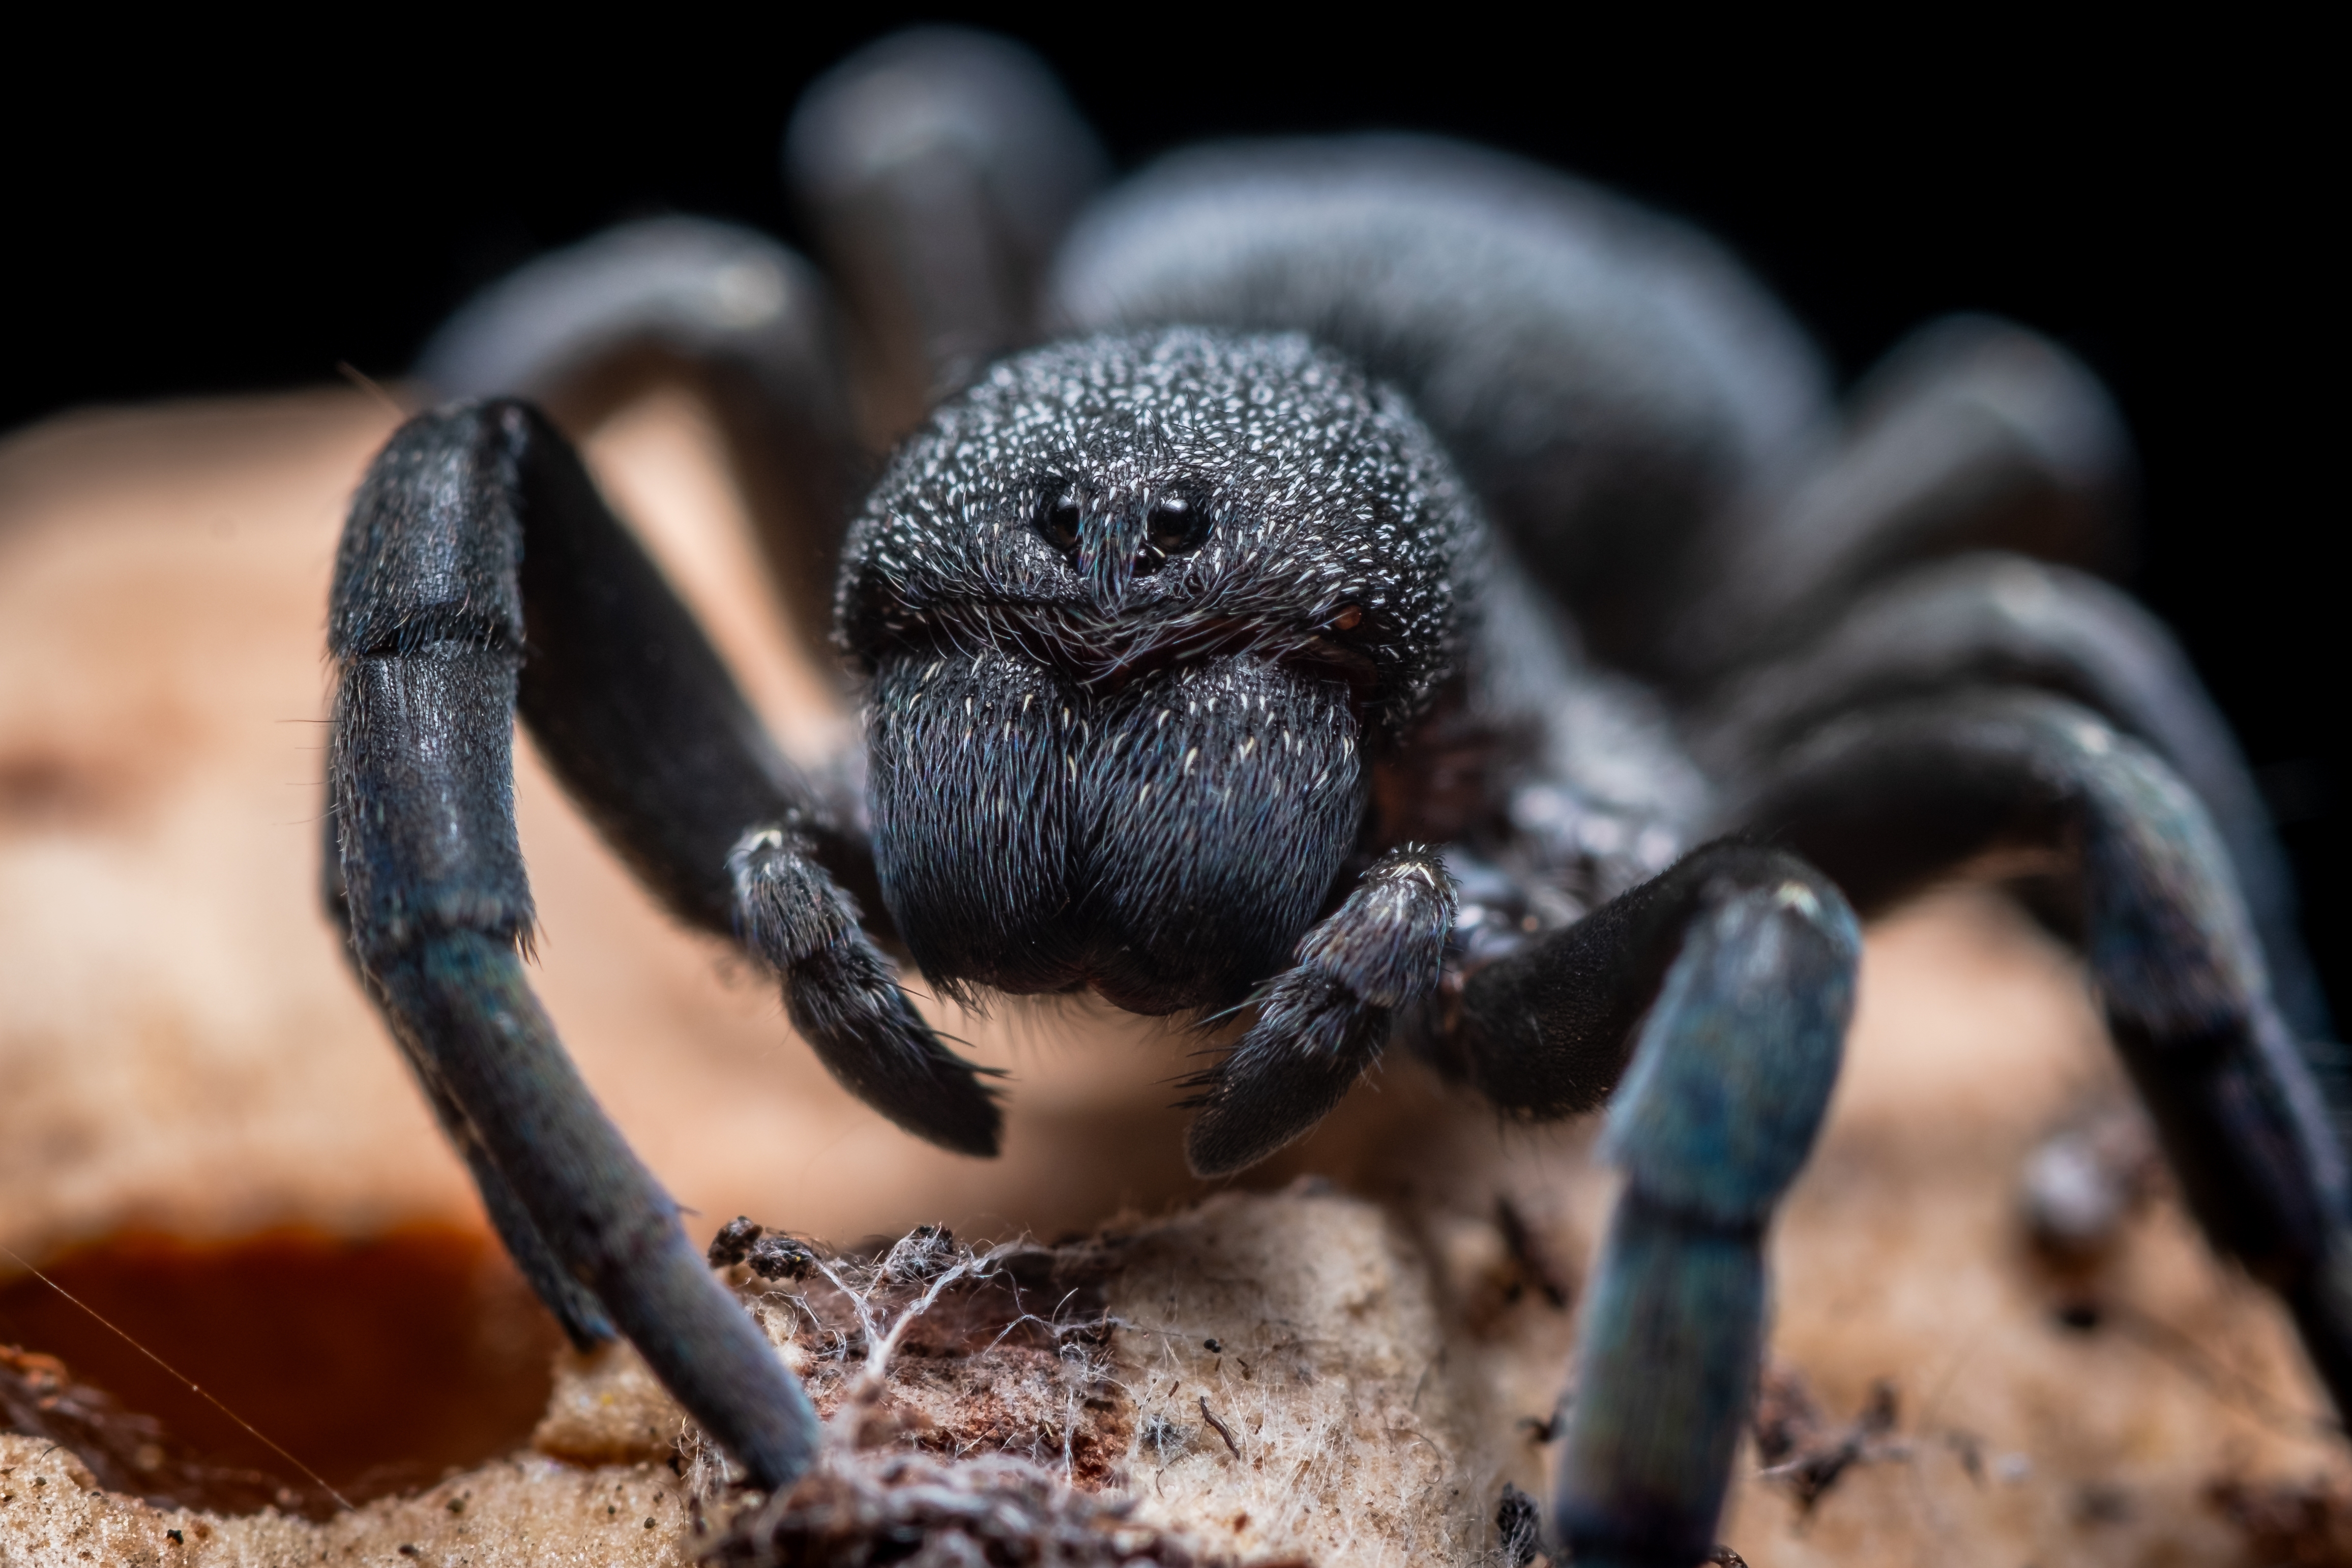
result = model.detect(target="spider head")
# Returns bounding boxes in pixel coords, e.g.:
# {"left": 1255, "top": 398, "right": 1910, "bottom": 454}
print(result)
{"left": 835, "top": 327, "right": 1475, "bottom": 1014}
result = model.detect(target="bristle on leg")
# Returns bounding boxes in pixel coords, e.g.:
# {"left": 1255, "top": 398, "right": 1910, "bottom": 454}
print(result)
{"left": 730, "top": 825, "right": 1003, "bottom": 1158}
{"left": 1184, "top": 846, "right": 1455, "bottom": 1175}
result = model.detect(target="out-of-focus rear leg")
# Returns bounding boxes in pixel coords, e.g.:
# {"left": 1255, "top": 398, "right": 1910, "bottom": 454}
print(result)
{"left": 786, "top": 26, "right": 1109, "bottom": 440}
{"left": 1670, "top": 315, "right": 2133, "bottom": 675}
{"left": 1697, "top": 551, "right": 2327, "bottom": 1037}
{"left": 414, "top": 217, "right": 862, "bottom": 679}
{"left": 1743, "top": 692, "right": 2352, "bottom": 1410}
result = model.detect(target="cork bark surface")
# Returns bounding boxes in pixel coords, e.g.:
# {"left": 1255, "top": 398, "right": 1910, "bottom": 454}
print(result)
{"left": 3, "top": 388, "right": 2346, "bottom": 1565}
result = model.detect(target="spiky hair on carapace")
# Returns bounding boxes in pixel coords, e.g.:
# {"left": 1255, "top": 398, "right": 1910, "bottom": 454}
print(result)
{"left": 834, "top": 327, "right": 1483, "bottom": 738}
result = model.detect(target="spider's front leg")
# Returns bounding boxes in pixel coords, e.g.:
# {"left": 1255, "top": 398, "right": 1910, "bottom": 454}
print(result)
{"left": 328, "top": 399, "right": 990, "bottom": 1490}
{"left": 1446, "top": 844, "right": 1858, "bottom": 1567}
{"left": 1183, "top": 844, "right": 1459, "bottom": 1175}
{"left": 728, "top": 824, "right": 998, "bottom": 1150}
{"left": 1186, "top": 835, "right": 1855, "bottom": 1565}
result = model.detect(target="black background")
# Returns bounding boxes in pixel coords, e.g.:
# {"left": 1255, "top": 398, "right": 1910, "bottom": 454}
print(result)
{"left": 7, "top": 18, "right": 2338, "bottom": 1013}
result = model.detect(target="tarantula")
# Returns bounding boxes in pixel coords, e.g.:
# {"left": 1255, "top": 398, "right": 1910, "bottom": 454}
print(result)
{"left": 322, "top": 28, "right": 2350, "bottom": 1565}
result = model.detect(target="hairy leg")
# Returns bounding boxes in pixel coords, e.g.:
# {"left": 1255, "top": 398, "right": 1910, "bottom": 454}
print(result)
{"left": 328, "top": 399, "right": 976, "bottom": 1487}
{"left": 1183, "top": 843, "right": 1457, "bottom": 1175}
{"left": 415, "top": 217, "right": 862, "bottom": 676}
{"left": 1743, "top": 691, "right": 2352, "bottom": 1409}
{"left": 1670, "top": 315, "right": 2131, "bottom": 675}
{"left": 1697, "top": 551, "right": 2325, "bottom": 1037}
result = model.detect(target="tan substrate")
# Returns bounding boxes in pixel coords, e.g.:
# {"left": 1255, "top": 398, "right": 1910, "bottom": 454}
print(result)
{"left": 0, "top": 1438, "right": 700, "bottom": 1567}
{"left": 0, "top": 386, "right": 1401, "bottom": 1270}
{"left": 2, "top": 389, "right": 2346, "bottom": 1564}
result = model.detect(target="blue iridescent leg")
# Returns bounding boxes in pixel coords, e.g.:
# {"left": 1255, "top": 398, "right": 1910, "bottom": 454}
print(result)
{"left": 1422, "top": 843, "right": 1858, "bottom": 1565}
{"left": 324, "top": 820, "right": 615, "bottom": 1348}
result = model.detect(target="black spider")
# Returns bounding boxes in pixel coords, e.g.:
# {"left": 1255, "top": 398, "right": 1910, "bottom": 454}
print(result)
{"left": 322, "top": 28, "right": 2350, "bottom": 1565}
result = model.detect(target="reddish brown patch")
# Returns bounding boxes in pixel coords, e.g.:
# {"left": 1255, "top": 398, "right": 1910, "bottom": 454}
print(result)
{"left": 1752, "top": 1365, "right": 1903, "bottom": 1516}
{"left": 3, "top": 1342, "right": 288, "bottom": 1512}
{"left": 0, "top": 1225, "right": 561, "bottom": 1514}
{"left": 2206, "top": 1473, "right": 2352, "bottom": 1566}
{"left": 0, "top": 751, "right": 127, "bottom": 830}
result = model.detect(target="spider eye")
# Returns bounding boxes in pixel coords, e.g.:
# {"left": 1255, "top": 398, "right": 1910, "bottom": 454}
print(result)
{"left": 1036, "top": 489, "right": 1082, "bottom": 556}
{"left": 1146, "top": 496, "right": 1212, "bottom": 557}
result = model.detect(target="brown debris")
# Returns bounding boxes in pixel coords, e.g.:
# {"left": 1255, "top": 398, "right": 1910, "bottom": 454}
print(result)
{"left": 708, "top": 1216, "right": 765, "bottom": 1268}
{"left": 1493, "top": 1482, "right": 1543, "bottom": 1566}
{"left": 0, "top": 1343, "right": 290, "bottom": 1514}
{"left": 707, "top": 1217, "right": 826, "bottom": 1284}
{"left": 540, "top": 1222, "right": 1138, "bottom": 1493}
{"left": 1492, "top": 1196, "right": 1573, "bottom": 1311}
{"left": 714, "top": 1452, "right": 1231, "bottom": 1568}
{"left": 1751, "top": 1367, "right": 1905, "bottom": 1515}
{"left": 744, "top": 1224, "right": 1131, "bottom": 1486}
{"left": 2206, "top": 1473, "right": 2352, "bottom": 1567}
{"left": 1197, "top": 1398, "right": 1239, "bottom": 1459}
{"left": 2019, "top": 1097, "right": 2164, "bottom": 1266}
{"left": 745, "top": 1226, "right": 1113, "bottom": 1365}
{"left": 1426, "top": 1192, "right": 1581, "bottom": 1340}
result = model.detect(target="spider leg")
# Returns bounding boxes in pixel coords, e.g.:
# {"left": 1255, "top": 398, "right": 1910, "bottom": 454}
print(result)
{"left": 415, "top": 217, "right": 862, "bottom": 676}
{"left": 453, "top": 396, "right": 995, "bottom": 1145}
{"left": 1670, "top": 315, "right": 2132, "bottom": 675}
{"left": 1697, "top": 550, "right": 2326, "bottom": 1039}
{"left": 728, "top": 824, "right": 998, "bottom": 1154}
{"left": 1742, "top": 691, "right": 2352, "bottom": 1411}
{"left": 1182, "top": 844, "right": 1457, "bottom": 1175}
{"left": 786, "top": 26, "right": 1109, "bottom": 439}
{"left": 327, "top": 399, "right": 988, "bottom": 1489}
{"left": 1428, "top": 842, "right": 1858, "bottom": 1566}
{"left": 405, "top": 1019, "right": 622, "bottom": 1349}
{"left": 324, "top": 820, "right": 618, "bottom": 1348}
